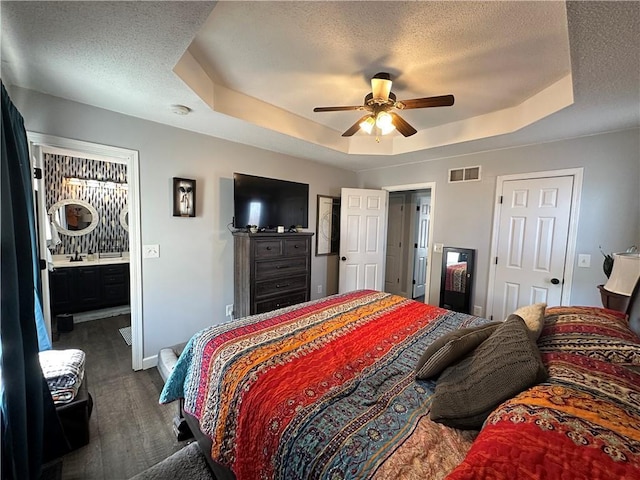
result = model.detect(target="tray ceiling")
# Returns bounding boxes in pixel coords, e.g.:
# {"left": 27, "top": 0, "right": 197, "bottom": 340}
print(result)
{"left": 1, "top": 1, "right": 638, "bottom": 171}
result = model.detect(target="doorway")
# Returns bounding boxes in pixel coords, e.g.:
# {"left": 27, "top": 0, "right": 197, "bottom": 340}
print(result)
{"left": 336, "top": 182, "right": 436, "bottom": 304}
{"left": 384, "top": 187, "right": 433, "bottom": 302}
{"left": 28, "top": 133, "right": 143, "bottom": 370}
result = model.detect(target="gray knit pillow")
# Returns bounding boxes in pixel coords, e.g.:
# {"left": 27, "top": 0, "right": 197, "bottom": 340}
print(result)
{"left": 415, "top": 322, "right": 501, "bottom": 379}
{"left": 430, "top": 315, "right": 547, "bottom": 430}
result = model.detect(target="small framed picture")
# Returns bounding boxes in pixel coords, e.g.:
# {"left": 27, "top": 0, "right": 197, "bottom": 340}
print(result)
{"left": 173, "top": 177, "right": 196, "bottom": 217}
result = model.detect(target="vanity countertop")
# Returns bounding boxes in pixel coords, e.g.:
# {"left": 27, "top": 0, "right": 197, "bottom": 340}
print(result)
{"left": 51, "top": 254, "right": 130, "bottom": 268}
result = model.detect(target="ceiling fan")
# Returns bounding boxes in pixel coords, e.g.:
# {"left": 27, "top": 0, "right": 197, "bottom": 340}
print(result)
{"left": 313, "top": 72, "right": 454, "bottom": 138}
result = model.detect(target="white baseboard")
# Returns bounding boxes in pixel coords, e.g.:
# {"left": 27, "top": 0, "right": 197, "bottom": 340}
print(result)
{"left": 142, "top": 354, "right": 158, "bottom": 370}
{"left": 73, "top": 305, "right": 131, "bottom": 323}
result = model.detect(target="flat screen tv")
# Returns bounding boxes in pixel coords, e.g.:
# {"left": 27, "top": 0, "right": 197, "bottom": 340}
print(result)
{"left": 233, "top": 173, "right": 309, "bottom": 229}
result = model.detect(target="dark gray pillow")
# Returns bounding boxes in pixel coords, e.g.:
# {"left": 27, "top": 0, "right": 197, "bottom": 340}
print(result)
{"left": 430, "top": 316, "right": 548, "bottom": 430}
{"left": 415, "top": 322, "right": 501, "bottom": 379}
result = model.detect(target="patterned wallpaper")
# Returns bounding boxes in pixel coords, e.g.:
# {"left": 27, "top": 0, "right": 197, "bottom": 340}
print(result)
{"left": 45, "top": 154, "right": 129, "bottom": 254}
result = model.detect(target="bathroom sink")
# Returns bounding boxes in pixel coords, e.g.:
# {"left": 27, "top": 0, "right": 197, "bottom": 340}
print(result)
{"left": 99, "top": 252, "right": 124, "bottom": 259}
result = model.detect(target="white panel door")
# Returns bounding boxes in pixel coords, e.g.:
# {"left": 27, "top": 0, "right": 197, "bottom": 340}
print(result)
{"left": 490, "top": 176, "right": 573, "bottom": 319}
{"left": 339, "top": 188, "right": 388, "bottom": 293}
{"left": 412, "top": 194, "right": 430, "bottom": 298}
{"left": 385, "top": 194, "right": 404, "bottom": 294}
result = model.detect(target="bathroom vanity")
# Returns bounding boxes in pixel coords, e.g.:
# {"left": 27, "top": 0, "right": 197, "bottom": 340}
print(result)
{"left": 49, "top": 257, "right": 130, "bottom": 316}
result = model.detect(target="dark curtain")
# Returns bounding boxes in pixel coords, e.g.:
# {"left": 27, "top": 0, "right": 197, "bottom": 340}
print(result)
{"left": 1, "top": 83, "right": 69, "bottom": 479}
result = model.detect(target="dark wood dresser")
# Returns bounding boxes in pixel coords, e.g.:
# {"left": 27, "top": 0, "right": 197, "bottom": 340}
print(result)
{"left": 233, "top": 231, "right": 313, "bottom": 318}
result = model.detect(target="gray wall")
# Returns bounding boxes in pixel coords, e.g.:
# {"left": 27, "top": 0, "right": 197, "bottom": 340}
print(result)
{"left": 357, "top": 128, "right": 640, "bottom": 314}
{"left": 10, "top": 86, "right": 358, "bottom": 360}
{"left": 10, "top": 85, "right": 639, "bottom": 358}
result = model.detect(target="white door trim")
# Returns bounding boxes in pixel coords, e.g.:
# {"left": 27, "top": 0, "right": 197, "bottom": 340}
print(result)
{"left": 486, "top": 168, "right": 583, "bottom": 317}
{"left": 382, "top": 182, "right": 436, "bottom": 304}
{"left": 27, "top": 133, "right": 144, "bottom": 371}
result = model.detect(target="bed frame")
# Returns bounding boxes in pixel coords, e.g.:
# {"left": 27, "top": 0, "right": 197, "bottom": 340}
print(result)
{"left": 182, "top": 408, "right": 236, "bottom": 480}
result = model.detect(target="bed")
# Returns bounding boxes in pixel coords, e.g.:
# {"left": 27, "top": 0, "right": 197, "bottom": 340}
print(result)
{"left": 160, "top": 289, "right": 640, "bottom": 480}
{"left": 445, "top": 262, "right": 467, "bottom": 293}
{"left": 441, "top": 262, "right": 468, "bottom": 312}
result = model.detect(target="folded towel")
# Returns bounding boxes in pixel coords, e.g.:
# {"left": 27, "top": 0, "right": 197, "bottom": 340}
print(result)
{"left": 50, "top": 386, "right": 82, "bottom": 404}
{"left": 39, "top": 349, "right": 86, "bottom": 404}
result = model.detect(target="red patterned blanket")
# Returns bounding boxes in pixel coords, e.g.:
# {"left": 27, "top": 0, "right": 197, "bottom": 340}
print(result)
{"left": 445, "top": 262, "right": 467, "bottom": 293}
{"left": 161, "top": 290, "right": 486, "bottom": 479}
{"left": 447, "top": 306, "right": 640, "bottom": 480}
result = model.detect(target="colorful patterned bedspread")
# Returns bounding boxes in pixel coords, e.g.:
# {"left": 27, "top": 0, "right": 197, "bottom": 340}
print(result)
{"left": 446, "top": 306, "right": 640, "bottom": 480}
{"left": 161, "top": 290, "right": 486, "bottom": 480}
{"left": 445, "top": 263, "right": 466, "bottom": 293}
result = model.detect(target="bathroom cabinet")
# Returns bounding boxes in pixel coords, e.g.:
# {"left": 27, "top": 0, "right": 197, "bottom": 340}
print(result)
{"left": 233, "top": 232, "right": 313, "bottom": 318}
{"left": 49, "top": 263, "right": 130, "bottom": 315}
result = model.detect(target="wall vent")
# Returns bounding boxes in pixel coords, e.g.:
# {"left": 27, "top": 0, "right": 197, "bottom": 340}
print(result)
{"left": 448, "top": 166, "right": 481, "bottom": 183}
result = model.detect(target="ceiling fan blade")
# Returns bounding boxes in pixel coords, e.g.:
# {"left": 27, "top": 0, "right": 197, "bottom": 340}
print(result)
{"left": 390, "top": 112, "right": 417, "bottom": 137}
{"left": 342, "top": 114, "right": 372, "bottom": 137}
{"left": 313, "top": 105, "right": 365, "bottom": 112}
{"left": 396, "top": 94, "right": 455, "bottom": 110}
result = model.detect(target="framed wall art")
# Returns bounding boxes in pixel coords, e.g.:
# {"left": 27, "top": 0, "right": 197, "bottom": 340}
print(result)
{"left": 173, "top": 177, "right": 196, "bottom": 217}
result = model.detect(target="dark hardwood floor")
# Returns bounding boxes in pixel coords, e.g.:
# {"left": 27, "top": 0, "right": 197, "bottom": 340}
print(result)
{"left": 53, "top": 314, "right": 187, "bottom": 479}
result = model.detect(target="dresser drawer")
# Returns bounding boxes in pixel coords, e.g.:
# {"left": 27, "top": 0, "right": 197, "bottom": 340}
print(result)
{"left": 255, "top": 274, "right": 308, "bottom": 298}
{"left": 284, "top": 238, "right": 309, "bottom": 256}
{"left": 254, "top": 257, "right": 308, "bottom": 279}
{"left": 101, "top": 264, "right": 128, "bottom": 276}
{"left": 102, "top": 273, "right": 126, "bottom": 285}
{"left": 254, "top": 239, "right": 283, "bottom": 258}
{"left": 254, "top": 291, "right": 308, "bottom": 314}
{"left": 102, "top": 283, "right": 128, "bottom": 303}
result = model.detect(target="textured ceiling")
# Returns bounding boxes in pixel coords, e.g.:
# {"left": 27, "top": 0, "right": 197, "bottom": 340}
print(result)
{"left": 1, "top": 1, "right": 639, "bottom": 172}
{"left": 190, "top": 1, "right": 569, "bottom": 127}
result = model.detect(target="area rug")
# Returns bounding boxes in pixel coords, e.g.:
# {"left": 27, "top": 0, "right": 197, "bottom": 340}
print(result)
{"left": 118, "top": 326, "right": 132, "bottom": 346}
{"left": 129, "top": 442, "right": 214, "bottom": 480}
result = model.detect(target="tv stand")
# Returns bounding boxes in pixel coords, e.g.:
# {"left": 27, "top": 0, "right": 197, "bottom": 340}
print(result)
{"left": 233, "top": 231, "right": 313, "bottom": 318}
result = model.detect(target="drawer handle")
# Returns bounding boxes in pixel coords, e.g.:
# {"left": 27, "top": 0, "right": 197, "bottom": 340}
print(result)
{"left": 275, "top": 265, "right": 290, "bottom": 269}
{"left": 276, "top": 283, "right": 290, "bottom": 288}
{"left": 294, "top": 245, "right": 299, "bottom": 249}
{"left": 266, "top": 246, "right": 272, "bottom": 251}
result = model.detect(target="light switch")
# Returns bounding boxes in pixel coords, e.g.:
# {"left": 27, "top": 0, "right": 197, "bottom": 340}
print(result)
{"left": 143, "top": 244, "right": 160, "bottom": 258}
{"left": 433, "top": 243, "right": 444, "bottom": 253}
{"left": 578, "top": 254, "right": 591, "bottom": 268}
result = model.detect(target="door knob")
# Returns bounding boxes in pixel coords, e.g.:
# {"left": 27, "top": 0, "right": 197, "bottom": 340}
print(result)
{"left": 341, "top": 256, "right": 347, "bottom": 261}
{"left": 550, "top": 278, "right": 560, "bottom": 285}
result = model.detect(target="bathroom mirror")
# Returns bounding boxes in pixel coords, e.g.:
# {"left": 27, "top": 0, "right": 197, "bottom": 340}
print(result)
{"left": 120, "top": 206, "right": 129, "bottom": 232}
{"left": 316, "top": 195, "right": 340, "bottom": 256}
{"left": 48, "top": 199, "right": 99, "bottom": 237}
{"left": 440, "top": 247, "right": 475, "bottom": 314}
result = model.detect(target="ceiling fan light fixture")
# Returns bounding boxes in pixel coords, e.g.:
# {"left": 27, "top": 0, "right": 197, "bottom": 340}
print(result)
{"left": 379, "top": 123, "right": 396, "bottom": 135}
{"left": 375, "top": 111, "right": 396, "bottom": 134}
{"left": 314, "top": 72, "right": 452, "bottom": 139}
{"left": 359, "top": 116, "right": 375, "bottom": 134}
{"left": 371, "top": 77, "right": 392, "bottom": 102}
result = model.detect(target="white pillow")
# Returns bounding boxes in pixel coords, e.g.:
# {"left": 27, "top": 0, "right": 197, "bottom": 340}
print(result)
{"left": 512, "top": 303, "right": 547, "bottom": 341}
